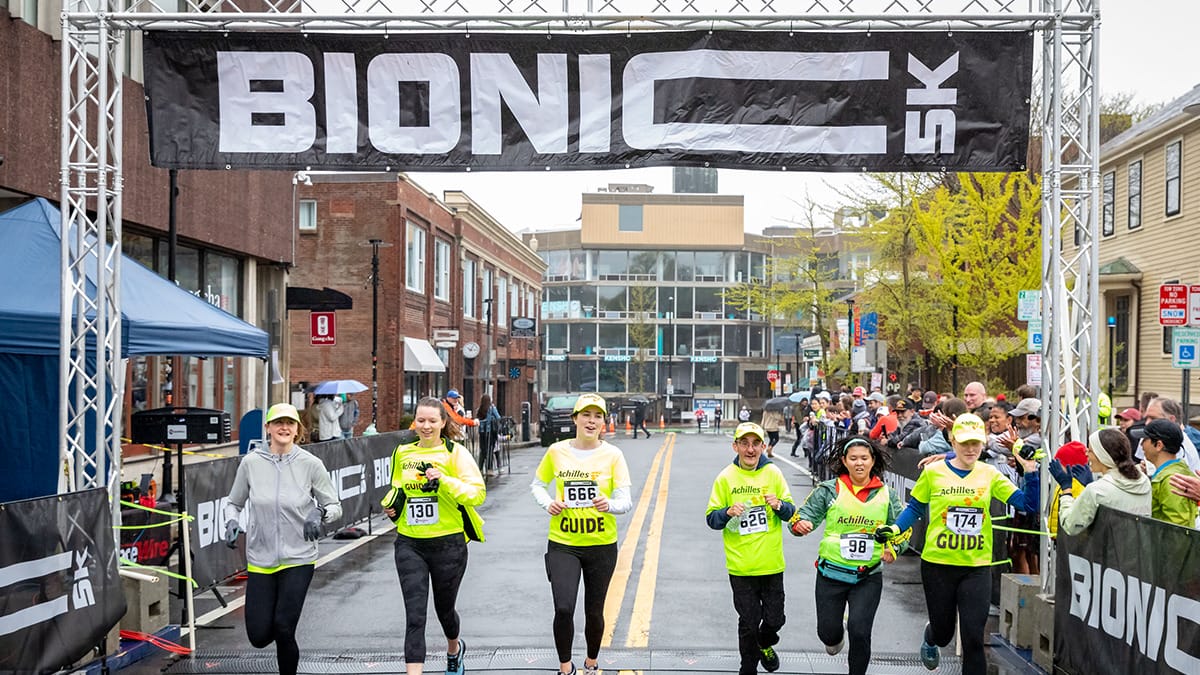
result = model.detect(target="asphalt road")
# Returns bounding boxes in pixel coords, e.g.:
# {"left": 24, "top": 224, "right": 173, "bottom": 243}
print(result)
{"left": 119, "top": 429, "right": 1040, "bottom": 674}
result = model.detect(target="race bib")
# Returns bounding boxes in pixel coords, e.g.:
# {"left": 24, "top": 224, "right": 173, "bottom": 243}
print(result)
{"left": 563, "top": 480, "right": 599, "bottom": 509}
{"left": 839, "top": 533, "right": 875, "bottom": 561}
{"left": 406, "top": 496, "right": 440, "bottom": 526}
{"left": 946, "top": 506, "right": 983, "bottom": 536}
{"left": 738, "top": 506, "right": 769, "bottom": 535}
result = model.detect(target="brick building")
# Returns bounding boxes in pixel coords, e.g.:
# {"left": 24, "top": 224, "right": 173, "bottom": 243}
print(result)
{"left": 289, "top": 174, "right": 544, "bottom": 433}
{"left": 0, "top": 7, "right": 293, "bottom": 442}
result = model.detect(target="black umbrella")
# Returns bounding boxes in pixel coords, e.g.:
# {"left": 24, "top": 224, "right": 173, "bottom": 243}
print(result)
{"left": 763, "top": 397, "right": 792, "bottom": 412}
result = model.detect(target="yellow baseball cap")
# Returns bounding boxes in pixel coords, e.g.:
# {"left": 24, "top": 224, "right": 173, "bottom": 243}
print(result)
{"left": 572, "top": 393, "right": 608, "bottom": 415}
{"left": 951, "top": 413, "right": 987, "bottom": 443}
{"left": 265, "top": 403, "right": 302, "bottom": 424}
{"left": 734, "top": 422, "right": 766, "bottom": 441}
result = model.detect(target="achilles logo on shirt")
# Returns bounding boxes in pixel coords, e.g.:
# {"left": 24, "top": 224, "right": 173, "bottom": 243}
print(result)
{"left": 835, "top": 514, "right": 880, "bottom": 527}
{"left": 731, "top": 485, "right": 764, "bottom": 496}
{"left": 558, "top": 469, "right": 601, "bottom": 481}
{"left": 937, "top": 486, "right": 984, "bottom": 498}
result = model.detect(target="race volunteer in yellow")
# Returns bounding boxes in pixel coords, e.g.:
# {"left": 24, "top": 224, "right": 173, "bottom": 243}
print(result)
{"left": 531, "top": 394, "right": 632, "bottom": 675}
{"left": 706, "top": 422, "right": 796, "bottom": 675}
{"left": 789, "top": 435, "right": 908, "bottom": 675}
{"left": 876, "top": 414, "right": 1038, "bottom": 675}
{"left": 223, "top": 403, "right": 342, "bottom": 675}
{"left": 381, "top": 396, "right": 486, "bottom": 675}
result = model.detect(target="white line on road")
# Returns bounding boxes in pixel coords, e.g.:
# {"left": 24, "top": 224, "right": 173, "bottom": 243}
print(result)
{"left": 772, "top": 452, "right": 813, "bottom": 479}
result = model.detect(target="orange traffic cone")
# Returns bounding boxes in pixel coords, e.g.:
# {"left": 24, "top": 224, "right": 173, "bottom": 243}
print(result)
{"left": 659, "top": 415, "right": 666, "bottom": 429}
{"left": 625, "top": 418, "right": 633, "bottom": 436}
{"left": 608, "top": 417, "right": 616, "bottom": 434}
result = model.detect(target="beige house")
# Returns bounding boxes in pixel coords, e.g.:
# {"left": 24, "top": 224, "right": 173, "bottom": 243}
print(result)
{"left": 1089, "top": 84, "right": 1200, "bottom": 416}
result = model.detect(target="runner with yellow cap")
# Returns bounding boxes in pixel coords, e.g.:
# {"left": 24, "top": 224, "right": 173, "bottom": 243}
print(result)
{"left": 531, "top": 393, "right": 632, "bottom": 675}
{"left": 705, "top": 421, "right": 796, "bottom": 675}
{"left": 875, "top": 413, "right": 1039, "bottom": 674}
{"left": 222, "top": 403, "right": 343, "bottom": 675}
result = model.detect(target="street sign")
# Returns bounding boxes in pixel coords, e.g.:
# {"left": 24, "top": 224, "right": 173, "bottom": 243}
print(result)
{"left": 311, "top": 311, "right": 335, "bottom": 346}
{"left": 766, "top": 369, "right": 780, "bottom": 383}
{"left": 1026, "top": 354, "right": 1042, "bottom": 387}
{"left": 1190, "top": 285, "right": 1200, "bottom": 326}
{"left": 1173, "top": 327, "right": 1200, "bottom": 369}
{"left": 1017, "top": 290, "right": 1041, "bottom": 321}
{"left": 1159, "top": 284, "right": 1189, "bottom": 326}
{"left": 1027, "top": 318, "right": 1043, "bottom": 353}
{"left": 803, "top": 348, "right": 821, "bottom": 359}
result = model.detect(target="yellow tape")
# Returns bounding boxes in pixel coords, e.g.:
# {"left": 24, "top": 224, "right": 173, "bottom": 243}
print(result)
{"left": 121, "top": 438, "right": 230, "bottom": 459}
{"left": 120, "top": 558, "right": 198, "bottom": 587}
{"left": 119, "top": 499, "right": 195, "bottom": 521}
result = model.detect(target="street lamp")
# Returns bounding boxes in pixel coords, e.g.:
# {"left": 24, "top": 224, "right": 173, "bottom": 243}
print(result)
{"left": 1107, "top": 316, "right": 1116, "bottom": 408}
{"left": 482, "top": 297, "right": 494, "bottom": 397}
{"left": 360, "top": 238, "right": 392, "bottom": 428}
{"left": 794, "top": 332, "right": 802, "bottom": 392}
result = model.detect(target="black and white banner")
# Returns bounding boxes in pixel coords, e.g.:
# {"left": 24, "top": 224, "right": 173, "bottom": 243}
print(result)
{"left": 185, "top": 433, "right": 403, "bottom": 591}
{"left": 1055, "top": 507, "right": 1200, "bottom": 675}
{"left": 0, "top": 489, "right": 126, "bottom": 674}
{"left": 143, "top": 30, "right": 1033, "bottom": 172}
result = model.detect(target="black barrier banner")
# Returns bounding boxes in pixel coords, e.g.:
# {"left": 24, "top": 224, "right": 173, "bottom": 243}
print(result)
{"left": 119, "top": 507, "right": 172, "bottom": 567}
{"left": 1055, "top": 507, "right": 1200, "bottom": 675}
{"left": 0, "top": 488, "right": 126, "bottom": 674}
{"left": 185, "top": 433, "right": 405, "bottom": 591}
{"left": 143, "top": 30, "right": 1032, "bottom": 172}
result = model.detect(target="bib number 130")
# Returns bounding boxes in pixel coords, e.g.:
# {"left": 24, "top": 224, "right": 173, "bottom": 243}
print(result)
{"left": 406, "top": 496, "right": 440, "bottom": 526}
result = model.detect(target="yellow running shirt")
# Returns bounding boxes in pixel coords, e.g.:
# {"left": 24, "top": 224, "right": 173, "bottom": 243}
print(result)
{"left": 912, "top": 460, "right": 1016, "bottom": 566}
{"left": 383, "top": 440, "right": 486, "bottom": 539}
{"left": 535, "top": 440, "right": 632, "bottom": 547}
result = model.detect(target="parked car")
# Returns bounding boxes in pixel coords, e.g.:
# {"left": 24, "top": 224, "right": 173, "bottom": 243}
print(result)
{"left": 540, "top": 394, "right": 581, "bottom": 446}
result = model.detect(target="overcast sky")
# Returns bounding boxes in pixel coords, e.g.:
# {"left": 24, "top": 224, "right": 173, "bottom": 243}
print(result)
{"left": 403, "top": 0, "right": 1199, "bottom": 235}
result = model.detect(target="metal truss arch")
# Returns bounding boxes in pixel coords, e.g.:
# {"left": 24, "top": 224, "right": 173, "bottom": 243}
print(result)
{"left": 60, "top": 2, "right": 1099, "bottom": 588}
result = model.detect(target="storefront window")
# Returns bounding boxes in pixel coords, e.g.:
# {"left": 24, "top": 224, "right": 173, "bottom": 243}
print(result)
{"left": 204, "top": 251, "right": 240, "bottom": 313}
{"left": 695, "top": 362, "right": 721, "bottom": 393}
{"left": 125, "top": 233, "right": 155, "bottom": 269}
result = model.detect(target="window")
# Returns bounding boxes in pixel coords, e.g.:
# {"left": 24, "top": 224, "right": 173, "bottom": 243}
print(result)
{"left": 595, "top": 250, "right": 628, "bottom": 279}
{"left": 618, "top": 204, "right": 644, "bottom": 232}
{"left": 406, "top": 221, "right": 425, "bottom": 292}
{"left": 298, "top": 200, "right": 317, "bottom": 231}
{"left": 462, "top": 258, "right": 476, "bottom": 318}
{"left": 434, "top": 239, "right": 451, "bottom": 301}
{"left": 695, "top": 251, "right": 724, "bottom": 280}
{"left": 510, "top": 282, "right": 520, "bottom": 321}
{"left": 543, "top": 250, "right": 568, "bottom": 280}
{"left": 204, "top": 251, "right": 241, "bottom": 314}
{"left": 1102, "top": 172, "right": 1115, "bottom": 236}
{"left": 1127, "top": 160, "right": 1142, "bottom": 230}
{"left": 1166, "top": 140, "right": 1181, "bottom": 217}
{"left": 497, "top": 276, "right": 508, "bottom": 325}
{"left": 1114, "top": 295, "right": 1130, "bottom": 390}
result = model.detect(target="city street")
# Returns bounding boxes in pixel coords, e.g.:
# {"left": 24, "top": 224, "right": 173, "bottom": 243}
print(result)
{"left": 127, "top": 430, "right": 1038, "bottom": 674}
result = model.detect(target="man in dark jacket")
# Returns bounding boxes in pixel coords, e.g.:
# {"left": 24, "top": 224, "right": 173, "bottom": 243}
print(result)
{"left": 633, "top": 401, "right": 651, "bottom": 439}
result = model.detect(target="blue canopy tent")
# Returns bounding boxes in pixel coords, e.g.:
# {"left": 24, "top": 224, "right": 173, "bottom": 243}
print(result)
{"left": 0, "top": 199, "right": 269, "bottom": 501}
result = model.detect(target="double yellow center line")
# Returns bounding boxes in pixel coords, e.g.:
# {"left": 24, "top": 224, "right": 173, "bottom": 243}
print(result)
{"left": 601, "top": 432, "right": 676, "bottom": 649}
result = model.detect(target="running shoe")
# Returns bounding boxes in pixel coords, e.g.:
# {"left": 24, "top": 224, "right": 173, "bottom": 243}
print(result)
{"left": 825, "top": 631, "right": 845, "bottom": 656}
{"left": 919, "top": 623, "right": 939, "bottom": 670}
{"left": 582, "top": 662, "right": 599, "bottom": 675}
{"left": 446, "top": 639, "right": 465, "bottom": 675}
{"left": 759, "top": 645, "right": 780, "bottom": 672}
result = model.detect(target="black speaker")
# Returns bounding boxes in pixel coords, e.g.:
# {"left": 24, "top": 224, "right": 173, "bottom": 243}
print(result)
{"left": 131, "top": 406, "right": 232, "bottom": 445}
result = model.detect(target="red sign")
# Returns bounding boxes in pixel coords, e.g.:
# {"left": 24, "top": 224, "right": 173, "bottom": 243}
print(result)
{"left": 311, "top": 311, "right": 336, "bottom": 345}
{"left": 766, "top": 369, "right": 780, "bottom": 383}
{"left": 1159, "top": 284, "right": 1189, "bottom": 326}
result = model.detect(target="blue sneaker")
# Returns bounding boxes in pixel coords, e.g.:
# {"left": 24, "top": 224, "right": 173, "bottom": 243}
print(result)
{"left": 919, "top": 624, "right": 939, "bottom": 670}
{"left": 446, "top": 639, "right": 465, "bottom": 675}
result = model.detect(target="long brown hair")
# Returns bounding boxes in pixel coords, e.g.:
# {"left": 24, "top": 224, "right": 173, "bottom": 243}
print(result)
{"left": 417, "top": 395, "right": 462, "bottom": 443}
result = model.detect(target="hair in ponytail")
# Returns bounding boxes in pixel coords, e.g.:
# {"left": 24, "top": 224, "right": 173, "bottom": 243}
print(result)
{"left": 1097, "top": 428, "right": 1141, "bottom": 480}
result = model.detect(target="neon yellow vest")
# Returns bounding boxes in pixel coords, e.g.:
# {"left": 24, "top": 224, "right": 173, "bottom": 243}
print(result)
{"left": 818, "top": 482, "right": 890, "bottom": 569}
{"left": 536, "top": 441, "right": 630, "bottom": 546}
{"left": 385, "top": 441, "right": 469, "bottom": 539}
{"left": 913, "top": 460, "right": 1016, "bottom": 566}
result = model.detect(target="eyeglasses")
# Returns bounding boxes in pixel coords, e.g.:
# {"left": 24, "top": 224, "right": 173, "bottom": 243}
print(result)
{"left": 735, "top": 438, "right": 766, "bottom": 449}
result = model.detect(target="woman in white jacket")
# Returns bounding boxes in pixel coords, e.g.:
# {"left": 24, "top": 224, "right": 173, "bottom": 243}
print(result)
{"left": 1056, "top": 428, "right": 1151, "bottom": 536}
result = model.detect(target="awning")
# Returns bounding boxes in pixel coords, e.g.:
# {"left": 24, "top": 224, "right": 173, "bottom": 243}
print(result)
{"left": 404, "top": 337, "right": 446, "bottom": 373}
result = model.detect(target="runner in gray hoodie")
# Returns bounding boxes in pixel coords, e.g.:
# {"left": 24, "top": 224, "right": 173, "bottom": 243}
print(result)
{"left": 223, "top": 403, "right": 342, "bottom": 675}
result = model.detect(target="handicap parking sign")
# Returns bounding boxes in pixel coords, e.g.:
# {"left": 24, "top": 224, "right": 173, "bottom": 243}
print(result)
{"left": 1172, "top": 328, "right": 1200, "bottom": 368}
{"left": 1181, "top": 345, "right": 1196, "bottom": 361}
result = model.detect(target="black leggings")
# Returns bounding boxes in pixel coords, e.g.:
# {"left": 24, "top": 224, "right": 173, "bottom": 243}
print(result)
{"left": 545, "top": 540, "right": 618, "bottom": 664}
{"left": 814, "top": 571, "right": 883, "bottom": 675}
{"left": 920, "top": 560, "right": 992, "bottom": 675}
{"left": 394, "top": 533, "right": 469, "bottom": 663}
{"left": 244, "top": 564, "right": 315, "bottom": 675}
{"left": 729, "top": 573, "right": 785, "bottom": 675}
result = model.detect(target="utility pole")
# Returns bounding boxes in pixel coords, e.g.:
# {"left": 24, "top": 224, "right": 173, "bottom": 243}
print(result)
{"left": 361, "top": 238, "right": 393, "bottom": 428}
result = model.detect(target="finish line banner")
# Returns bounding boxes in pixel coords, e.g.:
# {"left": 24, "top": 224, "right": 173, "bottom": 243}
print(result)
{"left": 0, "top": 489, "right": 126, "bottom": 673}
{"left": 1055, "top": 507, "right": 1200, "bottom": 675}
{"left": 143, "top": 30, "right": 1032, "bottom": 172}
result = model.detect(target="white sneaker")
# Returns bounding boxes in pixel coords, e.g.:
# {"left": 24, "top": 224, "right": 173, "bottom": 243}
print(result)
{"left": 826, "top": 621, "right": 846, "bottom": 655}
{"left": 583, "top": 663, "right": 599, "bottom": 675}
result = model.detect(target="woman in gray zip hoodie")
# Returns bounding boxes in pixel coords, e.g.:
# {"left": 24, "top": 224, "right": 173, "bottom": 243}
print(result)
{"left": 223, "top": 403, "right": 342, "bottom": 675}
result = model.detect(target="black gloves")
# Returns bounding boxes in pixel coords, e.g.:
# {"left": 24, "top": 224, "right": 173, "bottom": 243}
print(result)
{"left": 417, "top": 462, "right": 440, "bottom": 493}
{"left": 1048, "top": 459, "right": 1073, "bottom": 491}
{"left": 874, "top": 524, "right": 900, "bottom": 543}
{"left": 224, "top": 519, "right": 241, "bottom": 549}
{"left": 303, "top": 507, "right": 324, "bottom": 541}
